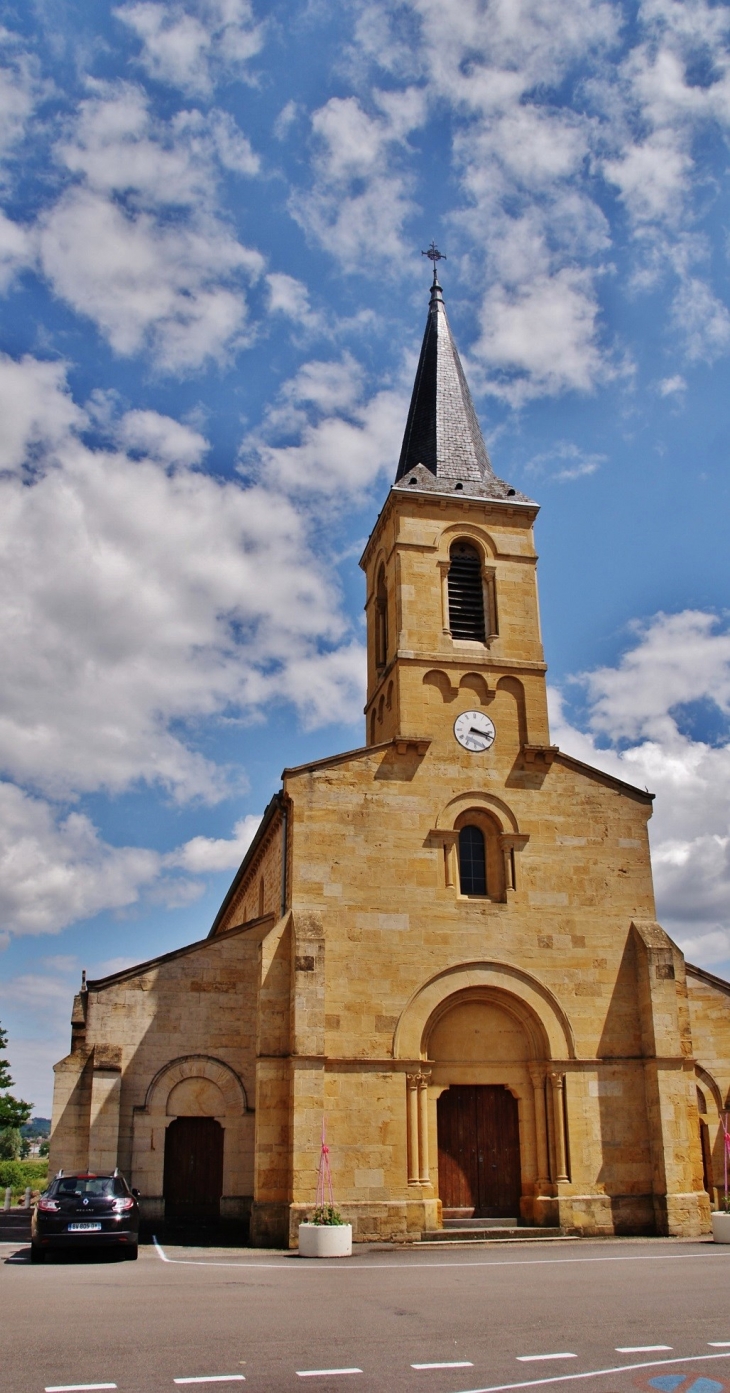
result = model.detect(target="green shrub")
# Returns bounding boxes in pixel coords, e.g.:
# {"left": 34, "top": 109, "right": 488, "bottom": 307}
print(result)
{"left": 311, "top": 1204, "right": 344, "bottom": 1226}
{"left": 0, "top": 1158, "right": 49, "bottom": 1198}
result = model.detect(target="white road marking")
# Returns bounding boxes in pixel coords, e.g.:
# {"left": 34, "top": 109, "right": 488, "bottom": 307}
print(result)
{"left": 448, "top": 1349, "right": 730, "bottom": 1393}
{"left": 296, "top": 1370, "right": 363, "bottom": 1379}
{"left": 709, "top": 1343, "right": 730, "bottom": 1347}
{"left": 615, "top": 1346, "right": 672, "bottom": 1353}
{"left": 151, "top": 1236, "right": 729, "bottom": 1274}
{"left": 412, "top": 1363, "right": 474, "bottom": 1370}
{"left": 174, "top": 1378, "right": 245, "bottom": 1385}
{"left": 517, "top": 1356, "right": 577, "bottom": 1363}
{"left": 45, "top": 1385, "right": 117, "bottom": 1392}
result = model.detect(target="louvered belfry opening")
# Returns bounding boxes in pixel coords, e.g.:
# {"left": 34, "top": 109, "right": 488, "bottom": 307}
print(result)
{"left": 448, "top": 542, "right": 486, "bottom": 641}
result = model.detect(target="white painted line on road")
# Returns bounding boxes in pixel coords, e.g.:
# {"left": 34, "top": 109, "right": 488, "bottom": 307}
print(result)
{"left": 151, "top": 1236, "right": 729, "bottom": 1275}
{"left": 412, "top": 1364, "right": 474, "bottom": 1371}
{"left": 615, "top": 1346, "right": 672, "bottom": 1353}
{"left": 45, "top": 1385, "right": 117, "bottom": 1392}
{"left": 517, "top": 1356, "right": 577, "bottom": 1363}
{"left": 296, "top": 1370, "right": 362, "bottom": 1378}
{"left": 448, "top": 1349, "right": 730, "bottom": 1393}
{"left": 709, "top": 1343, "right": 730, "bottom": 1347}
{"left": 174, "top": 1378, "right": 245, "bottom": 1385}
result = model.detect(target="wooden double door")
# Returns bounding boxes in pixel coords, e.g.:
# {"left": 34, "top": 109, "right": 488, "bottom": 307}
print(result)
{"left": 437, "top": 1084, "right": 521, "bottom": 1217}
{"left": 163, "top": 1116, "right": 224, "bottom": 1220}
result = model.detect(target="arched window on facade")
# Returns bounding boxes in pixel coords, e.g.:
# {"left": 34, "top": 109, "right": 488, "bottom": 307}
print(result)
{"left": 458, "top": 824, "right": 487, "bottom": 896}
{"left": 448, "top": 543, "right": 486, "bottom": 641}
{"left": 376, "top": 564, "right": 388, "bottom": 667}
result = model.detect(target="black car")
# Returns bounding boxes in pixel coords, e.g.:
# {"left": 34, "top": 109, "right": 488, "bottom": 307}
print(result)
{"left": 31, "top": 1170, "right": 140, "bottom": 1261}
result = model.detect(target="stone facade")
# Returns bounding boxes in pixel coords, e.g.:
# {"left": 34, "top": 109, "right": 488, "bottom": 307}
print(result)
{"left": 50, "top": 286, "right": 728, "bottom": 1247}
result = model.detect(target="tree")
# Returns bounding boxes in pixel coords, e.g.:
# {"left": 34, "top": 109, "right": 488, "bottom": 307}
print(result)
{"left": 0, "top": 1127, "right": 22, "bottom": 1160}
{"left": 0, "top": 1022, "right": 32, "bottom": 1131}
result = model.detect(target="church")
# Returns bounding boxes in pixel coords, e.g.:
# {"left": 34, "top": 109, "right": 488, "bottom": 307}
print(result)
{"left": 50, "top": 266, "right": 730, "bottom": 1246}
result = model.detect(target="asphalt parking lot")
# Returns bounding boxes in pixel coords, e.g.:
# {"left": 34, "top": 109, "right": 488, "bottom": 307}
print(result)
{"left": 2, "top": 1236, "right": 730, "bottom": 1393}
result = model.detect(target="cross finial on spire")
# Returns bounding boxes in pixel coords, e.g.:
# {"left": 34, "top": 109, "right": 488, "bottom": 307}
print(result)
{"left": 422, "top": 240, "right": 446, "bottom": 283}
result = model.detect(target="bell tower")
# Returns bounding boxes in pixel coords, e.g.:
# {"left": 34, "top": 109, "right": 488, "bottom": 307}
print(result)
{"left": 360, "top": 265, "right": 553, "bottom": 770}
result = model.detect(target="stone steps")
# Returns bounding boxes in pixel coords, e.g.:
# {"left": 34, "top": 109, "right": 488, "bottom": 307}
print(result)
{"left": 444, "top": 1217, "right": 520, "bottom": 1228}
{"left": 420, "top": 1225, "right": 564, "bottom": 1242}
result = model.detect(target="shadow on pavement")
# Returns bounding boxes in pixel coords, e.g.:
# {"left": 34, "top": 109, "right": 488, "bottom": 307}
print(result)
{"left": 140, "top": 1217, "right": 251, "bottom": 1248}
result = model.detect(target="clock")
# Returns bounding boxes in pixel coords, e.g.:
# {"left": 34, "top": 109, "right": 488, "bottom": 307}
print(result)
{"left": 454, "top": 710, "right": 496, "bottom": 753}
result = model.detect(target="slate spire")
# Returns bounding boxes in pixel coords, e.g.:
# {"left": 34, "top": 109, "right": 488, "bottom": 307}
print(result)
{"left": 395, "top": 267, "right": 526, "bottom": 502}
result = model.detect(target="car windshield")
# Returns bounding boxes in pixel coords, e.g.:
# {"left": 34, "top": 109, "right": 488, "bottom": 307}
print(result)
{"left": 55, "top": 1176, "right": 126, "bottom": 1198}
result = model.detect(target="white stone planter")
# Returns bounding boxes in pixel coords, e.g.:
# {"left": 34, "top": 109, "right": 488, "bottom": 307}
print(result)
{"left": 298, "top": 1223, "right": 352, "bottom": 1258}
{"left": 711, "top": 1212, "right": 730, "bottom": 1243}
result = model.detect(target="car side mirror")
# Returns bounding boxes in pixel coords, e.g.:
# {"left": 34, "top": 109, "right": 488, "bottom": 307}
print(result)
{"left": 132, "top": 1188, "right": 140, "bottom": 1198}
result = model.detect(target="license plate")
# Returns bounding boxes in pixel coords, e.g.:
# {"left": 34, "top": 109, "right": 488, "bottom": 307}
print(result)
{"left": 68, "top": 1222, "right": 102, "bottom": 1231}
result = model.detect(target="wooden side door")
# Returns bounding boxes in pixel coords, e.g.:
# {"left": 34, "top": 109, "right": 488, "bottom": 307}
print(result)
{"left": 163, "top": 1116, "right": 224, "bottom": 1219}
{"left": 437, "top": 1085, "right": 521, "bottom": 1218}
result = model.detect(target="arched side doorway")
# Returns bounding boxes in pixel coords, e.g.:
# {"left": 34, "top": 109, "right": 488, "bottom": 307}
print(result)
{"left": 163, "top": 1117, "right": 224, "bottom": 1220}
{"left": 131, "top": 1055, "right": 252, "bottom": 1222}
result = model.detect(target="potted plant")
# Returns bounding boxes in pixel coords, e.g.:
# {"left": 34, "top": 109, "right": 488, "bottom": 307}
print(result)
{"left": 298, "top": 1125, "right": 352, "bottom": 1258}
{"left": 298, "top": 1203, "right": 352, "bottom": 1258}
{"left": 711, "top": 1193, "right": 730, "bottom": 1243}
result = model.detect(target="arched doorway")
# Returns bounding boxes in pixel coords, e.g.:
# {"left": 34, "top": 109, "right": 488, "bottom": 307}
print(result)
{"left": 427, "top": 992, "right": 541, "bottom": 1220}
{"left": 438, "top": 1084, "right": 521, "bottom": 1217}
{"left": 163, "top": 1117, "right": 224, "bottom": 1220}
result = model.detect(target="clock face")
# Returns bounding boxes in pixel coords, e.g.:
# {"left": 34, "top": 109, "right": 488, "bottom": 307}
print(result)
{"left": 454, "top": 710, "right": 496, "bottom": 753}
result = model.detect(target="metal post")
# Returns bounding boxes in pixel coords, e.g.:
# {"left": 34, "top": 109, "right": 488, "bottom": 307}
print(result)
{"left": 24, "top": 1186, "right": 31, "bottom": 1209}
{"left": 3, "top": 1187, "right": 11, "bottom": 1211}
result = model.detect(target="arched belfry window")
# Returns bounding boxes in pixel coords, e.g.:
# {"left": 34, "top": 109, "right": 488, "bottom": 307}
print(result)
{"left": 376, "top": 565, "right": 388, "bottom": 667}
{"left": 448, "top": 542, "right": 486, "bottom": 641}
{"left": 458, "top": 824, "right": 487, "bottom": 896}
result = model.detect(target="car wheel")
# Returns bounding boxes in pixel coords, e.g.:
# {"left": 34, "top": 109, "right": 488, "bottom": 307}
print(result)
{"left": 30, "top": 1244, "right": 45, "bottom": 1263}
{"left": 125, "top": 1244, "right": 139, "bottom": 1261}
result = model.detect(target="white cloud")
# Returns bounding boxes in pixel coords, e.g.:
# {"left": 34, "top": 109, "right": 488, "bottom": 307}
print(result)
{"left": 294, "top": 93, "right": 425, "bottom": 271}
{"left": 37, "top": 83, "right": 264, "bottom": 371}
{"left": 39, "top": 189, "right": 260, "bottom": 372}
{"left": 0, "top": 354, "right": 366, "bottom": 811}
{"left": 0, "top": 34, "right": 39, "bottom": 166}
{"left": 671, "top": 277, "right": 730, "bottom": 364}
{"left": 0, "top": 787, "right": 269, "bottom": 942}
{"left": 266, "top": 272, "right": 320, "bottom": 330}
{"left": 658, "top": 373, "right": 686, "bottom": 396}
{"left": 525, "top": 441, "right": 605, "bottom": 482}
{"left": 170, "top": 812, "right": 260, "bottom": 872}
{"left": 0, "top": 355, "right": 83, "bottom": 472}
{"left": 0, "top": 208, "right": 31, "bottom": 291}
{"left": 116, "top": 409, "right": 209, "bottom": 467}
{"left": 274, "top": 100, "right": 298, "bottom": 141}
{"left": 578, "top": 611, "right": 730, "bottom": 743}
{"left": 115, "top": 0, "right": 264, "bottom": 96}
{"left": 341, "top": 0, "right": 730, "bottom": 396}
{"left": 551, "top": 610, "right": 730, "bottom": 973}
{"left": 604, "top": 131, "right": 693, "bottom": 225}
{"left": 476, "top": 268, "right": 608, "bottom": 403}
{"left": 244, "top": 355, "right": 407, "bottom": 497}
{"left": 0, "top": 782, "right": 162, "bottom": 936}
{"left": 0, "top": 38, "right": 36, "bottom": 289}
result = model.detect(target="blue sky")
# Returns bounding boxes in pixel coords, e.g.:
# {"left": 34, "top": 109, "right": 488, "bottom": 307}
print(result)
{"left": 1, "top": 0, "right": 730, "bottom": 1114}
